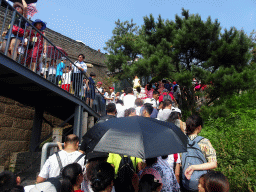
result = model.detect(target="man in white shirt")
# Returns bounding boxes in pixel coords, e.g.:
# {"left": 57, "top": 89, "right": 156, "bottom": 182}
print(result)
{"left": 123, "top": 87, "right": 136, "bottom": 109}
{"left": 72, "top": 54, "right": 87, "bottom": 97}
{"left": 116, "top": 100, "right": 126, "bottom": 118}
{"left": 36, "top": 134, "right": 84, "bottom": 183}
{"left": 106, "top": 87, "right": 116, "bottom": 105}
{"left": 157, "top": 100, "right": 174, "bottom": 121}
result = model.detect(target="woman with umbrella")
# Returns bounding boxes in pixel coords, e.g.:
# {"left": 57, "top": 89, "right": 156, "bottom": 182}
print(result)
{"left": 24, "top": 19, "right": 46, "bottom": 72}
{"left": 1, "top": 0, "right": 28, "bottom": 60}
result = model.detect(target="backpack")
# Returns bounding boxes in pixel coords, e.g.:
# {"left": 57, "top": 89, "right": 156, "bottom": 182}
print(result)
{"left": 116, "top": 155, "right": 136, "bottom": 192}
{"left": 55, "top": 152, "right": 85, "bottom": 180}
{"left": 181, "top": 136, "right": 207, "bottom": 191}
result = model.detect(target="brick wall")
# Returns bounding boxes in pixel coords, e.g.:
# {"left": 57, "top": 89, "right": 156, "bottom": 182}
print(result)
{"left": 0, "top": 96, "right": 63, "bottom": 169}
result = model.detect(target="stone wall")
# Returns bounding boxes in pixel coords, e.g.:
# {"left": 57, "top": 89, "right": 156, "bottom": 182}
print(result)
{"left": 0, "top": 96, "right": 63, "bottom": 169}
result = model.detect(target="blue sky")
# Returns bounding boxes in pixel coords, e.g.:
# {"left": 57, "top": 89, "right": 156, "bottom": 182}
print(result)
{"left": 22, "top": 0, "right": 256, "bottom": 53}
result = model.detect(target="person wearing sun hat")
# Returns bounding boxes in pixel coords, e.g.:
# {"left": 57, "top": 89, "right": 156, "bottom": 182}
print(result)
{"left": 139, "top": 168, "right": 163, "bottom": 192}
{"left": 24, "top": 19, "right": 47, "bottom": 72}
{"left": 1, "top": 0, "right": 28, "bottom": 60}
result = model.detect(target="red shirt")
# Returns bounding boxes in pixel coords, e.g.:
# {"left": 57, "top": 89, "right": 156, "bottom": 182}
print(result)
{"left": 159, "top": 92, "right": 174, "bottom": 103}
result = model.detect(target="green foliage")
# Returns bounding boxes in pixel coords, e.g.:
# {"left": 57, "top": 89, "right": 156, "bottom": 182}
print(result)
{"left": 105, "top": 9, "right": 254, "bottom": 116}
{"left": 104, "top": 19, "right": 141, "bottom": 77}
{"left": 200, "top": 90, "right": 256, "bottom": 191}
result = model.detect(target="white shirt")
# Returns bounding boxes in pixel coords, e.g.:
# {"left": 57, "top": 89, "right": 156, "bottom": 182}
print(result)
{"left": 157, "top": 108, "right": 173, "bottom": 121}
{"left": 72, "top": 61, "right": 87, "bottom": 73}
{"left": 123, "top": 94, "right": 136, "bottom": 109}
{"left": 116, "top": 103, "right": 126, "bottom": 118}
{"left": 96, "top": 87, "right": 103, "bottom": 94}
{"left": 62, "top": 71, "right": 72, "bottom": 84}
{"left": 38, "top": 150, "right": 84, "bottom": 179}
{"left": 166, "top": 154, "right": 181, "bottom": 169}
{"left": 135, "top": 106, "right": 142, "bottom": 116}
{"left": 48, "top": 66, "right": 56, "bottom": 75}
{"left": 120, "top": 93, "right": 125, "bottom": 101}
{"left": 108, "top": 92, "right": 116, "bottom": 104}
{"left": 18, "top": 38, "right": 28, "bottom": 54}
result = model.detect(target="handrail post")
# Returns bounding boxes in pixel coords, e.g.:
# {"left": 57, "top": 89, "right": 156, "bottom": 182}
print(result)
{"left": 4, "top": 10, "right": 16, "bottom": 55}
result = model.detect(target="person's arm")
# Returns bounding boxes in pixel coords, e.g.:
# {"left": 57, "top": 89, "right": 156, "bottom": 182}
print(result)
{"left": 21, "top": 0, "right": 28, "bottom": 18}
{"left": 43, "top": 32, "right": 47, "bottom": 54}
{"left": 175, "top": 163, "right": 181, "bottom": 184}
{"left": 36, "top": 158, "right": 50, "bottom": 183}
{"left": 36, "top": 176, "right": 46, "bottom": 183}
{"left": 185, "top": 161, "right": 217, "bottom": 180}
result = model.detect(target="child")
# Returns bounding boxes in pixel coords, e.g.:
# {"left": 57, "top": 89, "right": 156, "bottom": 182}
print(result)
{"left": 61, "top": 66, "right": 72, "bottom": 92}
{"left": 198, "top": 171, "right": 229, "bottom": 192}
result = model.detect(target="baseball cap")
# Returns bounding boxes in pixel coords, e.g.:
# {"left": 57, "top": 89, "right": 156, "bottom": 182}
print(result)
{"left": 140, "top": 167, "right": 162, "bottom": 184}
{"left": 30, "top": 178, "right": 61, "bottom": 192}
{"left": 97, "top": 81, "right": 102, "bottom": 85}
{"left": 61, "top": 57, "right": 66, "bottom": 61}
{"left": 109, "top": 87, "right": 114, "bottom": 90}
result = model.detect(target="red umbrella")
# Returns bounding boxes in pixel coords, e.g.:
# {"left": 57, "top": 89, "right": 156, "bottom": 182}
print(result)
{"left": 47, "top": 46, "right": 68, "bottom": 60}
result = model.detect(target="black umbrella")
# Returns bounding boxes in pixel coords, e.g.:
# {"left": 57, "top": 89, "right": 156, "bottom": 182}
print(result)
{"left": 9, "top": 0, "right": 38, "bottom": 4}
{"left": 81, "top": 116, "right": 187, "bottom": 159}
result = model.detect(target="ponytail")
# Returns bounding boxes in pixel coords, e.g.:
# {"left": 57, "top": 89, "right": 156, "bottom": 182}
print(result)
{"left": 61, "top": 177, "right": 73, "bottom": 192}
{"left": 90, "top": 162, "right": 114, "bottom": 192}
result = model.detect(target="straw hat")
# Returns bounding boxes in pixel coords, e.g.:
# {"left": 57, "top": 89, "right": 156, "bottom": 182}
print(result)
{"left": 13, "top": 2, "right": 24, "bottom": 14}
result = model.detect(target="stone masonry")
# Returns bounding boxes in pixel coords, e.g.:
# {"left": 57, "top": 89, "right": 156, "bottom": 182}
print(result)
{"left": 0, "top": 96, "right": 63, "bottom": 169}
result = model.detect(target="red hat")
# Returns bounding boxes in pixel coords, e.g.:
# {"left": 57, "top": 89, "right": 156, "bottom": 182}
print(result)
{"left": 173, "top": 81, "right": 176, "bottom": 85}
{"left": 109, "top": 87, "right": 114, "bottom": 90}
{"left": 97, "top": 81, "right": 102, "bottom": 85}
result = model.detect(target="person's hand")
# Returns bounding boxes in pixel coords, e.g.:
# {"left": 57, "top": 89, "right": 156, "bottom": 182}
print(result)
{"left": 185, "top": 165, "right": 195, "bottom": 180}
{"left": 57, "top": 142, "right": 63, "bottom": 150}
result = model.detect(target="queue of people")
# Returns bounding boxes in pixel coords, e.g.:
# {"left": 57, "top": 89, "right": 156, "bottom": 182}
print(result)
{"left": 0, "top": 113, "right": 229, "bottom": 192}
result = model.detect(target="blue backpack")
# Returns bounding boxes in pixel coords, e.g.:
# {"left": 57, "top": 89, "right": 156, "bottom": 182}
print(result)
{"left": 182, "top": 136, "right": 207, "bottom": 191}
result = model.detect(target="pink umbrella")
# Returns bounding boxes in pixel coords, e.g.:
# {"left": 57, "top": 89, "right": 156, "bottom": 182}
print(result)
{"left": 47, "top": 46, "right": 68, "bottom": 60}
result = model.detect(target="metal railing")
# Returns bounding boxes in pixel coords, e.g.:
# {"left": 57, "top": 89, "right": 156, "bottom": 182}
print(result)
{"left": 0, "top": 0, "right": 106, "bottom": 115}
{"left": 40, "top": 142, "right": 82, "bottom": 170}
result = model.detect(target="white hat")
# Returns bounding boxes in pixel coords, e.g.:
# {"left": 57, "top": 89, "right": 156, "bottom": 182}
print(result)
{"left": 144, "top": 98, "right": 156, "bottom": 108}
{"left": 172, "top": 107, "right": 181, "bottom": 114}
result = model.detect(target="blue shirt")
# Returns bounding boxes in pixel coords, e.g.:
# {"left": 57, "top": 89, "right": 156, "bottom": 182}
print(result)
{"left": 140, "top": 107, "right": 158, "bottom": 118}
{"left": 56, "top": 62, "right": 65, "bottom": 76}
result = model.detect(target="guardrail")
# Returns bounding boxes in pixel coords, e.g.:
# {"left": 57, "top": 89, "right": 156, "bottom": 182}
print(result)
{"left": 0, "top": 0, "right": 106, "bottom": 114}
{"left": 40, "top": 142, "right": 82, "bottom": 170}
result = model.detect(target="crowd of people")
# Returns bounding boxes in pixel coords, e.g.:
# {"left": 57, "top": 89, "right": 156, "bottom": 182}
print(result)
{"left": 0, "top": 81, "right": 230, "bottom": 192}
{"left": 0, "top": 2, "right": 230, "bottom": 192}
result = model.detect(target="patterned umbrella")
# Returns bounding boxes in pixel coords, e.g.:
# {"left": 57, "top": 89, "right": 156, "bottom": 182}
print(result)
{"left": 47, "top": 46, "right": 68, "bottom": 60}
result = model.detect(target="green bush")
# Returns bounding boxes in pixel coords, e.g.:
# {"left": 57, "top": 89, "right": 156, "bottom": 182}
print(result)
{"left": 199, "top": 91, "right": 256, "bottom": 192}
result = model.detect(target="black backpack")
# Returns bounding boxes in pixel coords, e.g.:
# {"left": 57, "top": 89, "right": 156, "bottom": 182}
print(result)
{"left": 116, "top": 155, "right": 136, "bottom": 192}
